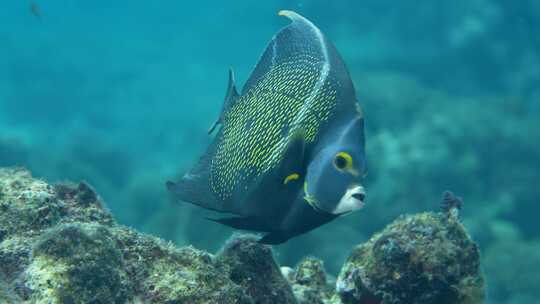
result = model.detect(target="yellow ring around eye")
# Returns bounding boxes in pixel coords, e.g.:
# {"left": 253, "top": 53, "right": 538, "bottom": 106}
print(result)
{"left": 334, "top": 152, "right": 353, "bottom": 171}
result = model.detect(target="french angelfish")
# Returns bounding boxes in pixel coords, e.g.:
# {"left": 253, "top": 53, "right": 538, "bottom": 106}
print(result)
{"left": 167, "top": 10, "right": 367, "bottom": 244}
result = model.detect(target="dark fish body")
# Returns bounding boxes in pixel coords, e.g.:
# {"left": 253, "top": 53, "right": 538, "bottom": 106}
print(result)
{"left": 168, "top": 11, "right": 367, "bottom": 244}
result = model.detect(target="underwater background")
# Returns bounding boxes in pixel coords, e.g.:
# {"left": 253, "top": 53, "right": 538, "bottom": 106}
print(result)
{"left": 1, "top": 1, "right": 538, "bottom": 303}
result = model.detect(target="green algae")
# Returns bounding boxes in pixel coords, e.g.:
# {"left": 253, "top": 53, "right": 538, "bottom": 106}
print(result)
{"left": 0, "top": 167, "right": 486, "bottom": 303}
{"left": 337, "top": 211, "right": 485, "bottom": 304}
{"left": 288, "top": 257, "right": 334, "bottom": 304}
{"left": 0, "top": 168, "right": 276, "bottom": 303}
{"left": 0, "top": 275, "right": 19, "bottom": 304}
{"left": 26, "top": 223, "right": 130, "bottom": 303}
{"left": 216, "top": 234, "right": 296, "bottom": 304}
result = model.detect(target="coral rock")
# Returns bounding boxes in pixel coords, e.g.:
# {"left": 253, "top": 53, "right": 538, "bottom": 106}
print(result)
{"left": 336, "top": 212, "right": 485, "bottom": 304}
{"left": 288, "top": 257, "right": 334, "bottom": 304}
{"left": 0, "top": 168, "right": 486, "bottom": 303}
{"left": 22, "top": 223, "right": 130, "bottom": 303}
{"left": 216, "top": 234, "right": 296, "bottom": 304}
{"left": 0, "top": 276, "right": 19, "bottom": 304}
{"left": 0, "top": 168, "right": 251, "bottom": 303}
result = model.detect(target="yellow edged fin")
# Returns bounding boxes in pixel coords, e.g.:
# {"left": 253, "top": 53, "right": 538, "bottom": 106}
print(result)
{"left": 277, "top": 10, "right": 308, "bottom": 24}
{"left": 277, "top": 10, "right": 293, "bottom": 17}
{"left": 283, "top": 173, "right": 300, "bottom": 185}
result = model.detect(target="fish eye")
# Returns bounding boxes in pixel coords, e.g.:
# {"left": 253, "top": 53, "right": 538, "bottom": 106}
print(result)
{"left": 334, "top": 152, "right": 353, "bottom": 171}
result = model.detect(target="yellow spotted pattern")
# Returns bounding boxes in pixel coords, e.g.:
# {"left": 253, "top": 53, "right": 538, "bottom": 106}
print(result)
{"left": 211, "top": 55, "right": 338, "bottom": 201}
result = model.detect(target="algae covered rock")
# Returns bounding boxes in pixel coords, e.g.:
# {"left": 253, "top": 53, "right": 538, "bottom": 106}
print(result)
{"left": 0, "top": 168, "right": 114, "bottom": 242}
{"left": 0, "top": 276, "right": 19, "bottom": 304}
{"left": 0, "top": 167, "right": 486, "bottom": 303}
{"left": 22, "top": 223, "right": 130, "bottom": 303}
{"left": 0, "top": 235, "right": 32, "bottom": 284}
{"left": 0, "top": 168, "right": 251, "bottom": 303}
{"left": 216, "top": 234, "right": 296, "bottom": 304}
{"left": 0, "top": 168, "right": 65, "bottom": 239}
{"left": 287, "top": 257, "right": 334, "bottom": 304}
{"left": 336, "top": 204, "right": 485, "bottom": 304}
{"left": 124, "top": 233, "right": 250, "bottom": 304}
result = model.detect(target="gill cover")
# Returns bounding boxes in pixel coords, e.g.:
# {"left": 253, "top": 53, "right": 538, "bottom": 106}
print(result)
{"left": 305, "top": 117, "right": 366, "bottom": 214}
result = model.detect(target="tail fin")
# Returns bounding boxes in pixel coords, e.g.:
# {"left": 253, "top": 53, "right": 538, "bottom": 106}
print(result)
{"left": 166, "top": 170, "right": 223, "bottom": 212}
{"left": 166, "top": 137, "right": 225, "bottom": 212}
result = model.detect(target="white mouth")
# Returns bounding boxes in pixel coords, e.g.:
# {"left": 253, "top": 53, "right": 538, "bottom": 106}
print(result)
{"left": 333, "top": 185, "right": 366, "bottom": 215}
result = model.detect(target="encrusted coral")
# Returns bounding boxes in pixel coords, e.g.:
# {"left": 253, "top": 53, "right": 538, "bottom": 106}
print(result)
{"left": 216, "top": 234, "right": 296, "bottom": 304}
{"left": 0, "top": 168, "right": 256, "bottom": 303}
{"left": 0, "top": 167, "right": 486, "bottom": 303}
{"left": 24, "top": 223, "right": 130, "bottom": 303}
{"left": 0, "top": 275, "right": 19, "bottom": 303}
{"left": 287, "top": 257, "right": 334, "bottom": 304}
{"left": 336, "top": 207, "right": 485, "bottom": 304}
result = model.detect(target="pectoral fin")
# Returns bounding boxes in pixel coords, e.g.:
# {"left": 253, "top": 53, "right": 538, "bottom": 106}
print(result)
{"left": 238, "top": 130, "right": 307, "bottom": 220}
{"left": 278, "top": 130, "right": 306, "bottom": 184}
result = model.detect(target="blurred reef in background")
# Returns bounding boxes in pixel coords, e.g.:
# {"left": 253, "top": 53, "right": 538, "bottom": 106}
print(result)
{"left": 1, "top": 1, "right": 539, "bottom": 303}
{"left": 0, "top": 168, "right": 484, "bottom": 303}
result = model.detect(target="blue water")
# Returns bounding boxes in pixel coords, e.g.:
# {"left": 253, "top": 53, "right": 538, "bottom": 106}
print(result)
{"left": 1, "top": 1, "right": 539, "bottom": 303}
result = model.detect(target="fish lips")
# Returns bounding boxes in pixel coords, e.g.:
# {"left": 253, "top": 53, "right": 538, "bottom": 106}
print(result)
{"left": 333, "top": 185, "right": 366, "bottom": 215}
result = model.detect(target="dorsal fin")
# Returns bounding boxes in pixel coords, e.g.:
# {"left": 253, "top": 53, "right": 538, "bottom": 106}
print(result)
{"left": 241, "top": 11, "right": 328, "bottom": 95}
{"left": 241, "top": 10, "right": 357, "bottom": 109}
{"left": 278, "top": 10, "right": 314, "bottom": 26}
{"left": 208, "top": 68, "right": 240, "bottom": 134}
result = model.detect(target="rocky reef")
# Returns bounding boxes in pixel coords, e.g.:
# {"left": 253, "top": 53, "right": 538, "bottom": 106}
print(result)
{"left": 336, "top": 207, "right": 484, "bottom": 303}
{"left": 0, "top": 168, "right": 485, "bottom": 303}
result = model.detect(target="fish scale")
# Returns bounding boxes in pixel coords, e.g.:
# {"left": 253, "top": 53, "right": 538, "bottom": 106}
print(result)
{"left": 210, "top": 55, "right": 338, "bottom": 201}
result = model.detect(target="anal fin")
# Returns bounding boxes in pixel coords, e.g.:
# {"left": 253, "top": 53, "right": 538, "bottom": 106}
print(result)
{"left": 258, "top": 232, "right": 290, "bottom": 245}
{"left": 207, "top": 216, "right": 271, "bottom": 232}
